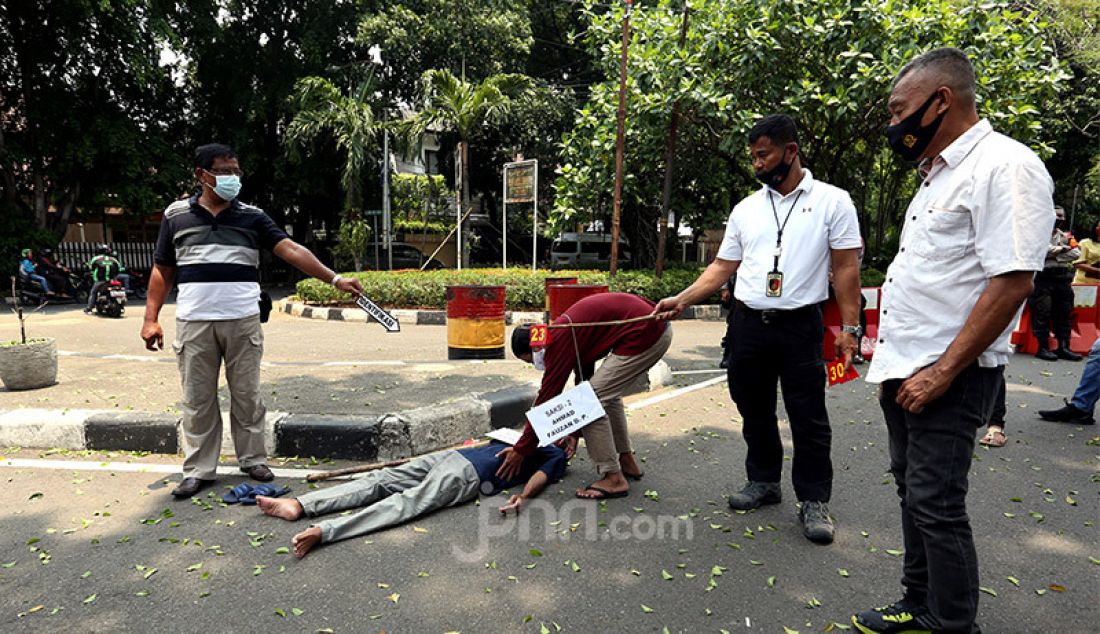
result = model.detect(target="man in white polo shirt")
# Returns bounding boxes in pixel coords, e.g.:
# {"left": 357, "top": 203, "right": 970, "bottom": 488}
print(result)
{"left": 853, "top": 49, "right": 1053, "bottom": 634}
{"left": 141, "top": 143, "right": 364, "bottom": 499}
{"left": 655, "top": 114, "right": 863, "bottom": 544}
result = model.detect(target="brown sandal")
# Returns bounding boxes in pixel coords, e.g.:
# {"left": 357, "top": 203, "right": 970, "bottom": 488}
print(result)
{"left": 979, "top": 428, "right": 1006, "bottom": 448}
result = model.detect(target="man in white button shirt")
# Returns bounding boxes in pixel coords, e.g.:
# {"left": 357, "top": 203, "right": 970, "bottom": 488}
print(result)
{"left": 655, "top": 114, "right": 863, "bottom": 545}
{"left": 853, "top": 49, "right": 1054, "bottom": 634}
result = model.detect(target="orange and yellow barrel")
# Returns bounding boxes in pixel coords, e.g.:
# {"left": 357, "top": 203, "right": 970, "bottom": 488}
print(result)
{"left": 446, "top": 285, "right": 506, "bottom": 359}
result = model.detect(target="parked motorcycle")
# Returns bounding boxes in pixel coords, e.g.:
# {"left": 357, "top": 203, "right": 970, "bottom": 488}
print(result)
{"left": 92, "top": 279, "right": 127, "bottom": 318}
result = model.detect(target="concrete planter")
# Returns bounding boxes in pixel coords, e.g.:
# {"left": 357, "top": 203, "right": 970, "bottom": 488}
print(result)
{"left": 0, "top": 337, "right": 58, "bottom": 390}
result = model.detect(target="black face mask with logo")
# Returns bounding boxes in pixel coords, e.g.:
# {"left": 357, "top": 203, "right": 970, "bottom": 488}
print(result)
{"left": 885, "top": 92, "right": 946, "bottom": 162}
{"left": 755, "top": 150, "right": 793, "bottom": 187}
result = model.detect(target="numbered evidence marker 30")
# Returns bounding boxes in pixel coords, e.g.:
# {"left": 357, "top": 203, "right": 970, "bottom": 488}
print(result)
{"left": 355, "top": 295, "right": 401, "bottom": 332}
{"left": 825, "top": 359, "right": 859, "bottom": 387}
{"left": 526, "top": 381, "right": 606, "bottom": 446}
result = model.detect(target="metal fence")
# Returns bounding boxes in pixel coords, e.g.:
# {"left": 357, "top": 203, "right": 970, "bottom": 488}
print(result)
{"left": 55, "top": 241, "right": 298, "bottom": 284}
{"left": 56, "top": 242, "right": 155, "bottom": 275}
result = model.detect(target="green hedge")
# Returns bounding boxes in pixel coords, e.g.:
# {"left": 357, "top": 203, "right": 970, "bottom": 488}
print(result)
{"left": 860, "top": 267, "right": 886, "bottom": 287}
{"left": 295, "top": 268, "right": 716, "bottom": 310}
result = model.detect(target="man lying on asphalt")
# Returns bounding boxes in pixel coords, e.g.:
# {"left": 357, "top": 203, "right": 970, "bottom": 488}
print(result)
{"left": 255, "top": 440, "right": 570, "bottom": 558}
{"left": 502, "top": 292, "right": 672, "bottom": 500}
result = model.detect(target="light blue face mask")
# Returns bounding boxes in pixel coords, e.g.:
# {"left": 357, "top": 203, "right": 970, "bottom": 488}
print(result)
{"left": 532, "top": 348, "right": 546, "bottom": 371}
{"left": 204, "top": 171, "right": 241, "bottom": 201}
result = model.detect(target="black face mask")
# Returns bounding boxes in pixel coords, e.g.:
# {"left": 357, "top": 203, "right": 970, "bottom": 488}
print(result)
{"left": 885, "top": 92, "right": 946, "bottom": 162}
{"left": 755, "top": 150, "right": 793, "bottom": 188}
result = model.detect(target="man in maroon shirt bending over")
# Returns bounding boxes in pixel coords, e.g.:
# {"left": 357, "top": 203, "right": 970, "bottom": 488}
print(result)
{"left": 497, "top": 292, "right": 672, "bottom": 499}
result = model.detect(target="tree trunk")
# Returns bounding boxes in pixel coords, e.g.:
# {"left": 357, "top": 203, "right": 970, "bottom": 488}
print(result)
{"left": 48, "top": 182, "right": 80, "bottom": 239}
{"left": 655, "top": 99, "right": 682, "bottom": 278}
{"left": 0, "top": 128, "right": 22, "bottom": 211}
{"left": 33, "top": 170, "right": 47, "bottom": 228}
{"left": 655, "top": 3, "right": 691, "bottom": 277}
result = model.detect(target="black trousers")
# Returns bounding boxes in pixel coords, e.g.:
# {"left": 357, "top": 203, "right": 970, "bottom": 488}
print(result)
{"left": 880, "top": 365, "right": 1001, "bottom": 633}
{"left": 987, "top": 372, "right": 1006, "bottom": 429}
{"left": 726, "top": 303, "right": 831, "bottom": 502}
{"left": 1028, "top": 268, "right": 1074, "bottom": 344}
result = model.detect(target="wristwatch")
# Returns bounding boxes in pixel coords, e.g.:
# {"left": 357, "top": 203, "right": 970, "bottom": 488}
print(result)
{"left": 841, "top": 324, "right": 862, "bottom": 338}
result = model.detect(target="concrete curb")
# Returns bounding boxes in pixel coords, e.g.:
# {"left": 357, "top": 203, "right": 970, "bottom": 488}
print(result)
{"left": 0, "top": 382, "right": 540, "bottom": 461}
{"left": 0, "top": 360, "right": 673, "bottom": 462}
{"left": 279, "top": 300, "right": 724, "bottom": 324}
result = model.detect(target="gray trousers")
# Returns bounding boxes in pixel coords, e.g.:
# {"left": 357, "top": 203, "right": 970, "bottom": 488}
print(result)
{"left": 173, "top": 316, "right": 267, "bottom": 480}
{"left": 299, "top": 451, "right": 480, "bottom": 543}
{"left": 583, "top": 324, "right": 673, "bottom": 475}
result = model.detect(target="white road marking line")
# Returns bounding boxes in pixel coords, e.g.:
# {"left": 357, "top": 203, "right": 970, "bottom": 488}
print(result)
{"left": 322, "top": 361, "right": 407, "bottom": 366}
{"left": 59, "top": 350, "right": 512, "bottom": 367}
{"left": 0, "top": 458, "right": 324, "bottom": 479}
{"left": 627, "top": 374, "right": 728, "bottom": 411}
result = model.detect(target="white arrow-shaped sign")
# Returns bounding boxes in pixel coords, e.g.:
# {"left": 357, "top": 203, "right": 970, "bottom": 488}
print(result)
{"left": 355, "top": 295, "right": 401, "bottom": 332}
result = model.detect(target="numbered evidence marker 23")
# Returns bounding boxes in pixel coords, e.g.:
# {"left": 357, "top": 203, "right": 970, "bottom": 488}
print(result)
{"left": 355, "top": 295, "right": 401, "bottom": 332}
{"left": 526, "top": 381, "right": 606, "bottom": 446}
{"left": 529, "top": 324, "right": 549, "bottom": 347}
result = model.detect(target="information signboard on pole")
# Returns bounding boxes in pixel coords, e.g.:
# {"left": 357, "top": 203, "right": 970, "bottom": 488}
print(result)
{"left": 502, "top": 159, "right": 539, "bottom": 271}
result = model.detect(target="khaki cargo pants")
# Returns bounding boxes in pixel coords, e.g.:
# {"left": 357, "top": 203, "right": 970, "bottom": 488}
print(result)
{"left": 582, "top": 324, "right": 673, "bottom": 475}
{"left": 174, "top": 316, "right": 266, "bottom": 480}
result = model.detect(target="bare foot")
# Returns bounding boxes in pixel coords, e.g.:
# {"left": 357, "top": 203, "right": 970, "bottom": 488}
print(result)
{"left": 291, "top": 527, "right": 322, "bottom": 559}
{"left": 619, "top": 452, "right": 643, "bottom": 478}
{"left": 256, "top": 496, "right": 303, "bottom": 521}
{"left": 576, "top": 472, "right": 629, "bottom": 499}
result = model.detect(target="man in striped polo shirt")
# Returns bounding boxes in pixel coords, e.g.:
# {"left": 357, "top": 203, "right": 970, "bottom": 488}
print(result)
{"left": 142, "top": 143, "right": 363, "bottom": 498}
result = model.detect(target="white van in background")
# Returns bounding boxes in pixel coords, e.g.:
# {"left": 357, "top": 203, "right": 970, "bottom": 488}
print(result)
{"left": 550, "top": 232, "right": 631, "bottom": 268}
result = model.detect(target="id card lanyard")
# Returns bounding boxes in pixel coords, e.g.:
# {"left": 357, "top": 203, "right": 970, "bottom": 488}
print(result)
{"left": 766, "top": 189, "right": 804, "bottom": 298}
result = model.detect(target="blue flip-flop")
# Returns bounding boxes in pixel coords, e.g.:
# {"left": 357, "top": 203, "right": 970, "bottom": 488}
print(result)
{"left": 222, "top": 482, "right": 254, "bottom": 504}
{"left": 240, "top": 483, "right": 291, "bottom": 505}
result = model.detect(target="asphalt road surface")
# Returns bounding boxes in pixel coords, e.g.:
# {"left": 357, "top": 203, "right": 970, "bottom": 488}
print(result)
{"left": 1, "top": 355, "right": 1096, "bottom": 633}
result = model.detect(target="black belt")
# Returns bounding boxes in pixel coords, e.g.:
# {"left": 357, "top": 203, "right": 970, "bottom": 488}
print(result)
{"left": 734, "top": 300, "right": 819, "bottom": 325}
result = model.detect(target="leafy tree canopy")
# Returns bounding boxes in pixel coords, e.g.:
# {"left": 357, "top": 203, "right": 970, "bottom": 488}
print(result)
{"left": 553, "top": 0, "right": 1073, "bottom": 265}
